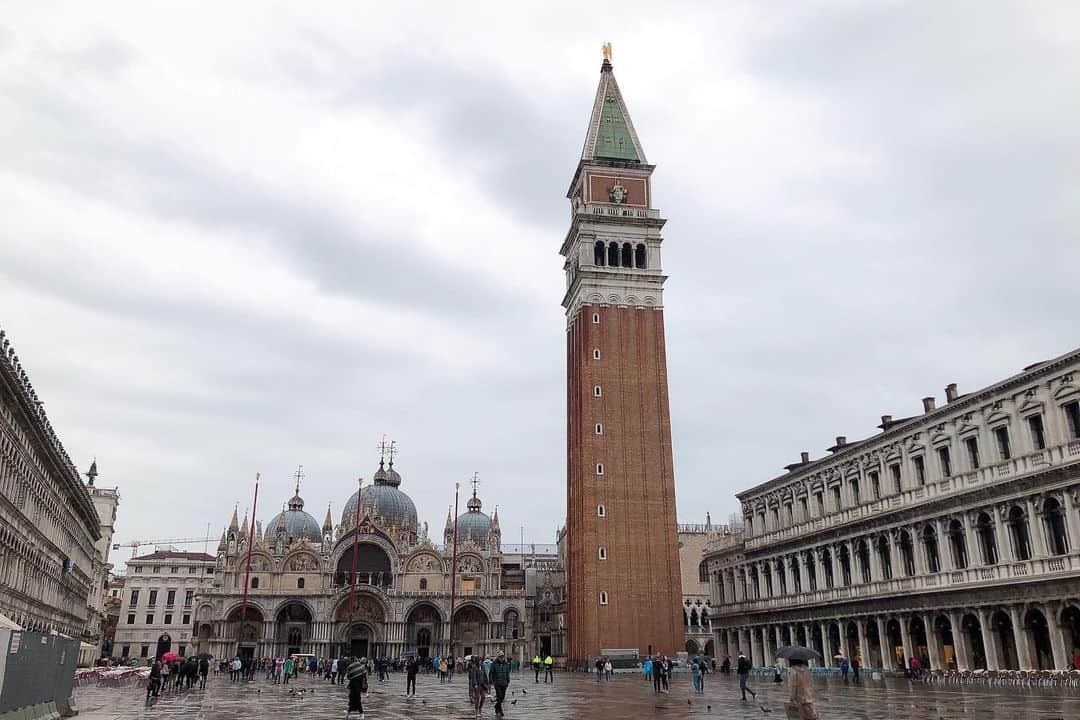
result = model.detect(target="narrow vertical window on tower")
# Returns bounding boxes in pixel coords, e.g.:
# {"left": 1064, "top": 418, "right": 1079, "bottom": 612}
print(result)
{"left": 635, "top": 244, "right": 646, "bottom": 268}
{"left": 597, "top": 504, "right": 606, "bottom": 517}
{"left": 599, "top": 592, "right": 608, "bottom": 606}
{"left": 598, "top": 547, "right": 607, "bottom": 560}
{"left": 595, "top": 423, "right": 603, "bottom": 435}
{"left": 593, "top": 348, "right": 601, "bottom": 360}
{"left": 596, "top": 463, "right": 604, "bottom": 475}
{"left": 594, "top": 385, "right": 602, "bottom": 397}
{"left": 608, "top": 242, "right": 619, "bottom": 266}
{"left": 621, "top": 243, "right": 632, "bottom": 267}
{"left": 592, "top": 313, "right": 600, "bottom": 324}
{"left": 594, "top": 241, "right": 606, "bottom": 266}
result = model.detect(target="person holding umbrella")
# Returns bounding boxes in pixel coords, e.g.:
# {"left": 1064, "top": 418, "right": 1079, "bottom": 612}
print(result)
{"left": 775, "top": 645, "right": 821, "bottom": 720}
{"left": 345, "top": 656, "right": 368, "bottom": 717}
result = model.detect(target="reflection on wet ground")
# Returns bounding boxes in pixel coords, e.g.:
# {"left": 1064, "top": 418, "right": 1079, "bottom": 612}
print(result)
{"left": 74, "top": 669, "right": 1080, "bottom": 719}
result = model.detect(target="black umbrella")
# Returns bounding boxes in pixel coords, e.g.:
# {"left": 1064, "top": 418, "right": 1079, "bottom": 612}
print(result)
{"left": 774, "top": 645, "right": 823, "bottom": 663}
{"left": 345, "top": 661, "right": 367, "bottom": 681}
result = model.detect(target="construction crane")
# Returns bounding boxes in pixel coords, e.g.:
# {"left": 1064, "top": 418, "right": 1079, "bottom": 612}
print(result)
{"left": 113, "top": 533, "right": 213, "bottom": 557}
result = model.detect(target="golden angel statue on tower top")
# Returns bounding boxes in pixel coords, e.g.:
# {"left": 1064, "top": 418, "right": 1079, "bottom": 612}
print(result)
{"left": 602, "top": 42, "right": 612, "bottom": 62}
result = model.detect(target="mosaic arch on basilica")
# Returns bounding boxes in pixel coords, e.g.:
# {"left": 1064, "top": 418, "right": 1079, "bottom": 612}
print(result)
{"left": 193, "top": 451, "right": 537, "bottom": 662}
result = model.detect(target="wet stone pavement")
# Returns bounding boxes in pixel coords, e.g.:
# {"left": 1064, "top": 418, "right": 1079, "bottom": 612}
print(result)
{"left": 74, "top": 669, "right": 1080, "bottom": 719}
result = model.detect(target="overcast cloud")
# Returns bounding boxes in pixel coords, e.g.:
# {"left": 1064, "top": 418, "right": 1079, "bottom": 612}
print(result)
{"left": 2, "top": 2, "right": 1078, "bottom": 568}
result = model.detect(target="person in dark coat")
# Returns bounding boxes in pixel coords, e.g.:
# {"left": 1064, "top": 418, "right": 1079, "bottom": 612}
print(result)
{"left": 650, "top": 654, "right": 663, "bottom": 694}
{"left": 147, "top": 660, "right": 162, "bottom": 700}
{"left": 346, "top": 657, "right": 367, "bottom": 716}
{"left": 198, "top": 656, "right": 210, "bottom": 689}
{"left": 406, "top": 657, "right": 418, "bottom": 696}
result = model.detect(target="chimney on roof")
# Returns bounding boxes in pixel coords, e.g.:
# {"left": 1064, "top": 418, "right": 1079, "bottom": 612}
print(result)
{"left": 800, "top": 452, "right": 810, "bottom": 464}
{"left": 835, "top": 436, "right": 847, "bottom": 447}
{"left": 881, "top": 415, "right": 892, "bottom": 426}
{"left": 922, "top": 396, "right": 936, "bottom": 413}
{"left": 945, "top": 383, "right": 958, "bottom": 403}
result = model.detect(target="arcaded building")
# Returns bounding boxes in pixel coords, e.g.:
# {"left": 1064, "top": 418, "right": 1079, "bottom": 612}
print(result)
{"left": 706, "top": 349, "right": 1080, "bottom": 672}
{"left": 0, "top": 328, "right": 102, "bottom": 639}
{"left": 562, "top": 51, "right": 683, "bottom": 664}
{"left": 193, "top": 457, "right": 562, "bottom": 664}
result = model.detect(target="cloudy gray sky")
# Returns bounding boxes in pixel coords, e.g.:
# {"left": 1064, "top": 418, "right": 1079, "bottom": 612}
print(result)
{"left": 3, "top": 2, "right": 1078, "bottom": 569}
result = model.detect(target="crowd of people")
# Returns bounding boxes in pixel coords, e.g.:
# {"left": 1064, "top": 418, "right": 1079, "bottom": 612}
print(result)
{"left": 144, "top": 655, "right": 209, "bottom": 699}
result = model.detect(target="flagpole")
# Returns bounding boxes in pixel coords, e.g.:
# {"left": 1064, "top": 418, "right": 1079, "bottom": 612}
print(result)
{"left": 448, "top": 481, "right": 460, "bottom": 661}
{"left": 239, "top": 472, "right": 260, "bottom": 664}
{"left": 349, "top": 476, "right": 363, "bottom": 615}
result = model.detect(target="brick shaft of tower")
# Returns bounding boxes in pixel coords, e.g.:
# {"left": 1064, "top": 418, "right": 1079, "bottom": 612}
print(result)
{"left": 561, "top": 56, "right": 683, "bottom": 664}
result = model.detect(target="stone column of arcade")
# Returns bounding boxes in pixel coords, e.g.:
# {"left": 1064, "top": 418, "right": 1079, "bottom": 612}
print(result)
{"left": 948, "top": 610, "right": 971, "bottom": 670}
{"left": 1008, "top": 605, "right": 1034, "bottom": 670}
{"left": 819, "top": 622, "right": 831, "bottom": 668}
{"left": 976, "top": 608, "right": 999, "bottom": 671}
{"left": 1046, "top": 602, "right": 1070, "bottom": 670}
{"left": 856, "top": 619, "right": 868, "bottom": 667}
{"left": 898, "top": 616, "right": 914, "bottom": 670}
{"left": 921, "top": 613, "right": 942, "bottom": 671}
{"left": 875, "top": 617, "right": 889, "bottom": 670}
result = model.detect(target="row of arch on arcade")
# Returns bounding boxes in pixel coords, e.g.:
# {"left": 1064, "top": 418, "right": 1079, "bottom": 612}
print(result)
{"left": 730, "top": 500, "right": 1072, "bottom": 601}
{"left": 720, "top": 602, "right": 1080, "bottom": 671}
{"left": 594, "top": 241, "right": 647, "bottom": 269}
{"left": 201, "top": 596, "right": 522, "bottom": 659}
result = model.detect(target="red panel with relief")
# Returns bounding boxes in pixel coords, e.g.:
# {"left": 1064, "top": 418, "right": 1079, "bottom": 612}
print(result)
{"left": 586, "top": 174, "right": 648, "bottom": 207}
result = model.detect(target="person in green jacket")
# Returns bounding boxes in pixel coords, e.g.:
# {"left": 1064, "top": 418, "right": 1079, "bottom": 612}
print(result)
{"left": 489, "top": 651, "right": 512, "bottom": 717}
{"left": 543, "top": 655, "right": 554, "bottom": 683}
{"left": 532, "top": 655, "right": 542, "bottom": 683}
{"left": 283, "top": 657, "right": 294, "bottom": 684}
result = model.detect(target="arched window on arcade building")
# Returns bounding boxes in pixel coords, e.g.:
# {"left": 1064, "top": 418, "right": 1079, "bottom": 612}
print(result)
{"left": 1043, "top": 497, "right": 1070, "bottom": 555}
{"left": 976, "top": 512, "right": 998, "bottom": 565}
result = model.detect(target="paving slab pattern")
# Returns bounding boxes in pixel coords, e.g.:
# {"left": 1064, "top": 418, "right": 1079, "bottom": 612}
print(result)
{"left": 73, "top": 670, "right": 1080, "bottom": 719}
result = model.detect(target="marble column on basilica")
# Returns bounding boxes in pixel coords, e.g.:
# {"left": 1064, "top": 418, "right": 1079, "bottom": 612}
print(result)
{"left": 921, "top": 613, "right": 942, "bottom": 670}
{"left": 975, "top": 607, "right": 999, "bottom": 670}
{"left": 1008, "top": 605, "right": 1033, "bottom": 670}
{"left": 947, "top": 610, "right": 970, "bottom": 670}
{"left": 898, "top": 615, "right": 913, "bottom": 669}
{"left": 875, "top": 616, "right": 889, "bottom": 669}
{"left": 1044, "top": 601, "right": 1069, "bottom": 670}
{"left": 856, "top": 618, "right": 868, "bottom": 666}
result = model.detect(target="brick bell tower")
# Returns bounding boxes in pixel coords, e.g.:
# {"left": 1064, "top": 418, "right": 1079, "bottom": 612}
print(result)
{"left": 562, "top": 49, "right": 683, "bottom": 664}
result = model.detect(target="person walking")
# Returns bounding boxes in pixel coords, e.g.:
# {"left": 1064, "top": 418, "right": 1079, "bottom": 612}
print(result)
{"left": 595, "top": 657, "right": 604, "bottom": 682}
{"left": 469, "top": 656, "right": 490, "bottom": 716}
{"left": 160, "top": 658, "right": 171, "bottom": 691}
{"left": 198, "top": 656, "right": 209, "bottom": 689}
{"left": 439, "top": 656, "right": 449, "bottom": 683}
{"left": 489, "top": 651, "right": 511, "bottom": 717}
{"left": 660, "top": 655, "right": 670, "bottom": 691}
{"left": 787, "top": 659, "right": 819, "bottom": 720}
{"left": 691, "top": 657, "right": 702, "bottom": 694}
{"left": 406, "top": 657, "right": 418, "bottom": 697}
{"left": 721, "top": 656, "right": 731, "bottom": 675}
{"left": 283, "top": 656, "right": 294, "bottom": 684}
{"left": 604, "top": 657, "right": 613, "bottom": 682}
{"left": 839, "top": 656, "right": 849, "bottom": 682}
{"left": 737, "top": 653, "right": 756, "bottom": 702}
{"left": 852, "top": 655, "right": 861, "bottom": 683}
{"left": 532, "top": 655, "right": 541, "bottom": 683}
{"left": 543, "top": 654, "right": 554, "bottom": 683}
{"left": 147, "top": 659, "right": 163, "bottom": 700}
{"left": 346, "top": 657, "right": 368, "bottom": 717}
{"left": 650, "top": 655, "right": 663, "bottom": 694}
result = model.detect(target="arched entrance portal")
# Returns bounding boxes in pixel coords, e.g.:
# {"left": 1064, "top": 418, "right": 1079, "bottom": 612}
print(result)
{"left": 226, "top": 605, "right": 265, "bottom": 659}
{"left": 335, "top": 594, "right": 386, "bottom": 659}
{"left": 1024, "top": 607, "right": 1053, "bottom": 670}
{"left": 406, "top": 603, "right": 442, "bottom": 660}
{"left": 155, "top": 633, "right": 172, "bottom": 659}
{"left": 991, "top": 610, "right": 1018, "bottom": 669}
{"left": 961, "top": 613, "right": 986, "bottom": 670}
{"left": 277, "top": 602, "right": 313, "bottom": 656}
{"left": 452, "top": 605, "right": 490, "bottom": 658}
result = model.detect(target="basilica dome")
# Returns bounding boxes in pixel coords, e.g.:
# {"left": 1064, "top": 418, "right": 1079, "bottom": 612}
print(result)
{"left": 456, "top": 493, "right": 493, "bottom": 545}
{"left": 342, "top": 460, "right": 418, "bottom": 535}
{"left": 266, "top": 492, "right": 322, "bottom": 543}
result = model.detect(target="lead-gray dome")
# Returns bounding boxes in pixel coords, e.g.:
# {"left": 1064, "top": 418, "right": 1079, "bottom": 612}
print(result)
{"left": 456, "top": 493, "right": 492, "bottom": 544}
{"left": 342, "top": 460, "right": 418, "bottom": 535}
{"left": 267, "top": 493, "right": 322, "bottom": 543}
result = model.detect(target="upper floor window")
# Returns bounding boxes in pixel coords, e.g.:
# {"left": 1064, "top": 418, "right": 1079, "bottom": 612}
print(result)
{"left": 130, "top": 589, "right": 139, "bottom": 605}
{"left": 849, "top": 477, "right": 860, "bottom": 506}
{"left": 937, "top": 447, "right": 952, "bottom": 477}
{"left": 594, "top": 241, "right": 606, "bottom": 266}
{"left": 770, "top": 507, "right": 779, "bottom": 528}
{"left": 592, "top": 313, "right": 600, "bottom": 324}
{"left": 597, "top": 504, "right": 606, "bottom": 517}
{"left": 831, "top": 486, "right": 842, "bottom": 512}
{"left": 798, "top": 497, "right": 808, "bottom": 521}
{"left": 599, "top": 591, "right": 608, "bottom": 606}
{"left": 594, "top": 385, "right": 602, "bottom": 397}
{"left": 784, "top": 503, "right": 794, "bottom": 526}
{"left": 592, "top": 348, "right": 600, "bottom": 360}
{"left": 598, "top": 547, "right": 608, "bottom": 560}
{"left": 869, "top": 471, "right": 881, "bottom": 499}
{"left": 913, "top": 456, "right": 926, "bottom": 486}
{"left": 297, "top": 578, "right": 305, "bottom": 589}
{"left": 635, "top": 244, "right": 647, "bottom": 268}
{"left": 596, "top": 463, "right": 604, "bottom": 475}
{"left": 1028, "top": 414, "right": 1046, "bottom": 450}
{"left": 965, "top": 437, "right": 981, "bottom": 470}
{"left": 133, "top": 566, "right": 142, "bottom": 573}
{"left": 250, "top": 577, "right": 259, "bottom": 589}
{"left": 1064, "top": 401, "right": 1080, "bottom": 439}
{"left": 994, "top": 426, "right": 1012, "bottom": 460}
{"left": 890, "top": 463, "right": 902, "bottom": 493}
{"left": 698, "top": 561, "right": 708, "bottom": 583}
{"left": 419, "top": 578, "right": 428, "bottom": 590}
{"left": 814, "top": 492, "right": 824, "bottom": 517}
{"left": 126, "top": 614, "right": 135, "bottom": 625}
{"left": 595, "top": 423, "right": 603, "bottom": 435}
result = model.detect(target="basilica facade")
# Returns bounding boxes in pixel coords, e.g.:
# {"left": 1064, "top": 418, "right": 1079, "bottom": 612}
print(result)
{"left": 193, "top": 456, "right": 560, "bottom": 663}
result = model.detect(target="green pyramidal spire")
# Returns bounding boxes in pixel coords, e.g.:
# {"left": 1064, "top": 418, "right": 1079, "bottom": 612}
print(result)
{"left": 581, "top": 57, "right": 645, "bottom": 164}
